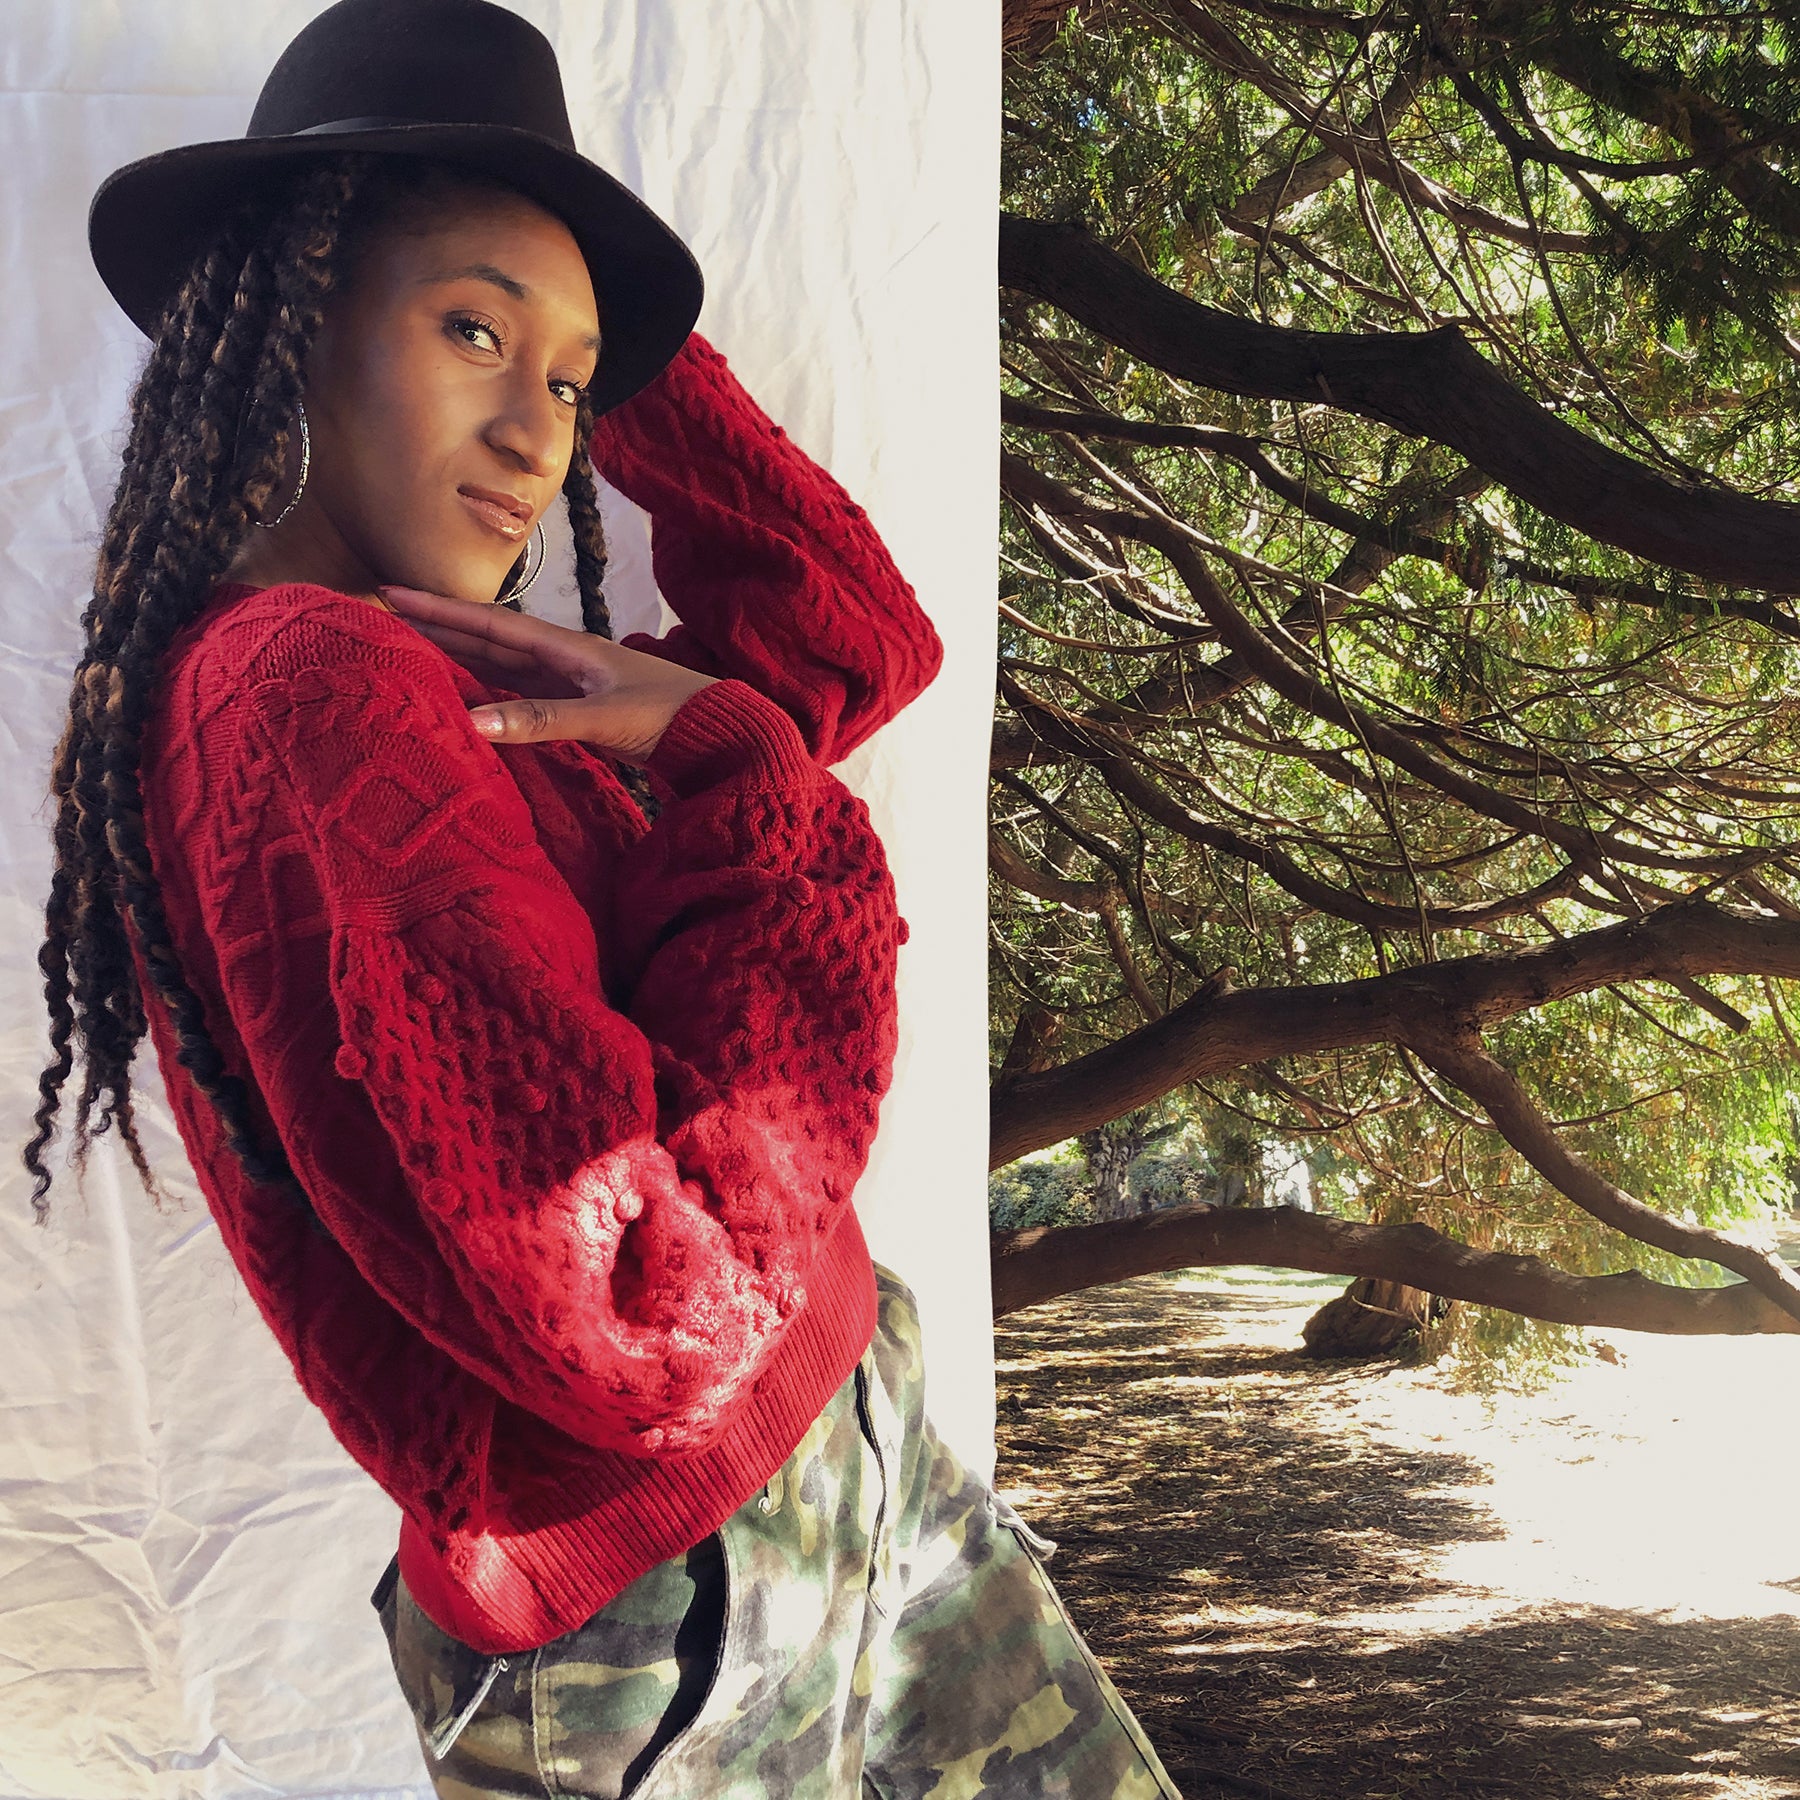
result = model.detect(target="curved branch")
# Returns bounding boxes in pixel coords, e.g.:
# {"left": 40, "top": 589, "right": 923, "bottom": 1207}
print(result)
{"left": 1000, "top": 210, "right": 1800, "bottom": 590}
{"left": 992, "top": 763, "right": 1214, "bottom": 980}
{"left": 1404, "top": 1024, "right": 1800, "bottom": 1322}
{"left": 1219, "top": 55, "right": 1430, "bottom": 236}
{"left": 1029, "top": 697, "right": 1585, "bottom": 933}
{"left": 989, "top": 897, "right": 1800, "bottom": 1166}
{"left": 1012, "top": 451, "right": 1760, "bottom": 878}
{"left": 989, "top": 827, "right": 1110, "bottom": 909}
{"left": 1500, "top": 11, "right": 1800, "bottom": 242}
{"left": 991, "top": 1202, "right": 1800, "bottom": 1333}
{"left": 995, "top": 442, "right": 1492, "bottom": 771}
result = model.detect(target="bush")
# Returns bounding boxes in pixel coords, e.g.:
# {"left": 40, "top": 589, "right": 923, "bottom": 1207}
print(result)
{"left": 1127, "top": 1151, "right": 1211, "bottom": 1211}
{"left": 988, "top": 1160, "right": 1095, "bottom": 1231}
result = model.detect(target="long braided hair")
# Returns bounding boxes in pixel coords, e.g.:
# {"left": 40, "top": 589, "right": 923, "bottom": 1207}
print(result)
{"left": 25, "top": 150, "right": 658, "bottom": 1231}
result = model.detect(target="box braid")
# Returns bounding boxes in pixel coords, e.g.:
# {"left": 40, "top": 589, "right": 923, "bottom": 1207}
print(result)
{"left": 26, "top": 150, "right": 659, "bottom": 1231}
{"left": 502, "top": 381, "right": 663, "bottom": 831}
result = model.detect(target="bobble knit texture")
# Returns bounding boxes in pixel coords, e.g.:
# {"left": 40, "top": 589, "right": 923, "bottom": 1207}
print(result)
{"left": 131, "top": 330, "right": 943, "bottom": 1653}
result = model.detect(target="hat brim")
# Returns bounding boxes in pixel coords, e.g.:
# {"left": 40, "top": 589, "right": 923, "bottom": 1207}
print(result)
{"left": 87, "top": 121, "right": 704, "bottom": 417}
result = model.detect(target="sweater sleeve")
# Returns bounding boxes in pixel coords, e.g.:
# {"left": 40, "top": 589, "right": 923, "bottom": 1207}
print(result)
{"left": 586, "top": 329, "right": 945, "bottom": 767}
{"left": 237, "top": 602, "right": 903, "bottom": 1459}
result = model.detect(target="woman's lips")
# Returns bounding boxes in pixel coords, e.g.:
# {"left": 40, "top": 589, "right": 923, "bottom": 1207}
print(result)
{"left": 458, "top": 488, "right": 530, "bottom": 541}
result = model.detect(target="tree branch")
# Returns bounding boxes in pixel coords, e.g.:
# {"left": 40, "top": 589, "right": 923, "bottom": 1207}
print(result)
{"left": 1000, "top": 210, "right": 1800, "bottom": 590}
{"left": 1404, "top": 1023, "right": 1800, "bottom": 1321}
{"left": 1499, "top": 11, "right": 1800, "bottom": 243}
{"left": 991, "top": 1201, "right": 1800, "bottom": 1333}
{"left": 995, "top": 440, "right": 1498, "bottom": 772}
{"left": 1131, "top": 0, "right": 1604, "bottom": 252}
{"left": 990, "top": 826, "right": 1111, "bottom": 909}
{"left": 1003, "top": 682, "right": 1586, "bottom": 933}
{"left": 990, "top": 897, "right": 1800, "bottom": 1165}
{"left": 1218, "top": 55, "right": 1429, "bottom": 237}
{"left": 1002, "top": 395, "right": 1800, "bottom": 640}
{"left": 1008, "top": 450, "right": 1747, "bottom": 877}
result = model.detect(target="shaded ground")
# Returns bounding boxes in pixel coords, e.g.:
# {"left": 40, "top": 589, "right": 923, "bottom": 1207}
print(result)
{"left": 991, "top": 1265, "right": 1800, "bottom": 1799}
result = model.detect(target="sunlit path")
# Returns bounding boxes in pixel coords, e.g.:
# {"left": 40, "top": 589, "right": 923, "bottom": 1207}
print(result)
{"left": 993, "top": 1267, "right": 1800, "bottom": 1799}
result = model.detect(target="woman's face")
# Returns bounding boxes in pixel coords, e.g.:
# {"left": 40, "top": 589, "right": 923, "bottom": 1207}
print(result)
{"left": 259, "top": 186, "right": 601, "bottom": 604}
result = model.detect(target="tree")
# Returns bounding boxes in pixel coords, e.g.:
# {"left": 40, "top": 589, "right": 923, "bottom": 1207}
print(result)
{"left": 1077, "top": 1109, "right": 1183, "bottom": 1216}
{"left": 991, "top": 0, "right": 1800, "bottom": 1354}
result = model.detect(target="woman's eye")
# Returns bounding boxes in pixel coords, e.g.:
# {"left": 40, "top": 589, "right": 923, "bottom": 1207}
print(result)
{"left": 447, "top": 314, "right": 503, "bottom": 354}
{"left": 450, "top": 315, "right": 585, "bottom": 404}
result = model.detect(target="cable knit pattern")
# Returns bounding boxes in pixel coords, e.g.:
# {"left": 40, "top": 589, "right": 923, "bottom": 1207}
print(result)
{"left": 589, "top": 330, "right": 944, "bottom": 763}
{"left": 130, "top": 330, "right": 942, "bottom": 1653}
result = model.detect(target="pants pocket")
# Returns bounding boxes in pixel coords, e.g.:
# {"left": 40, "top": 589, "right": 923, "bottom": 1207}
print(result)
{"left": 379, "top": 1573, "right": 514, "bottom": 1765}
{"left": 853, "top": 1358, "right": 898, "bottom": 1616}
{"left": 539, "top": 1531, "right": 731, "bottom": 1800}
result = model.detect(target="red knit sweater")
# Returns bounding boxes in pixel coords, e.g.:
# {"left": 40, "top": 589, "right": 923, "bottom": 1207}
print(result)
{"left": 132, "top": 330, "right": 944, "bottom": 1653}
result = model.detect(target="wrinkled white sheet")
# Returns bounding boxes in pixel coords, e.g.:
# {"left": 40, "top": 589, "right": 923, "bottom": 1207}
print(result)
{"left": 0, "top": 3, "right": 997, "bottom": 1792}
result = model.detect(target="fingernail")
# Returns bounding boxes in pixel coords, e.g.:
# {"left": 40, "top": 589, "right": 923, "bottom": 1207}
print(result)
{"left": 469, "top": 708, "right": 504, "bottom": 736}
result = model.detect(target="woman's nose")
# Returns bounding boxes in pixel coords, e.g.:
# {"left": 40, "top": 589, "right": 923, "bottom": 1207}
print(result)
{"left": 482, "top": 375, "right": 567, "bottom": 476}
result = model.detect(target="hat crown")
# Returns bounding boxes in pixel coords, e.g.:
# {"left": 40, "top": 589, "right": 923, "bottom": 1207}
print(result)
{"left": 246, "top": 0, "right": 575, "bottom": 149}
{"left": 89, "top": 0, "right": 703, "bottom": 413}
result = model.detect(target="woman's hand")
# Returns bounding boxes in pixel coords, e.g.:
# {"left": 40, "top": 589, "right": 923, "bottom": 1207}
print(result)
{"left": 377, "top": 584, "right": 722, "bottom": 765}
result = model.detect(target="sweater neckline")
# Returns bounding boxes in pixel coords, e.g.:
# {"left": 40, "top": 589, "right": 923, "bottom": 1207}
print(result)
{"left": 208, "top": 575, "right": 420, "bottom": 630}
{"left": 200, "top": 576, "right": 520, "bottom": 709}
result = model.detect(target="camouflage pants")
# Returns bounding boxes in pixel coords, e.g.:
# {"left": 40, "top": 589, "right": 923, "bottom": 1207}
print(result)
{"left": 371, "top": 1262, "right": 1183, "bottom": 1798}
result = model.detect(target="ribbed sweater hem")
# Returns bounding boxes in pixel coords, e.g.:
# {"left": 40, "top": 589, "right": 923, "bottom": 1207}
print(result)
{"left": 397, "top": 1202, "right": 879, "bottom": 1653}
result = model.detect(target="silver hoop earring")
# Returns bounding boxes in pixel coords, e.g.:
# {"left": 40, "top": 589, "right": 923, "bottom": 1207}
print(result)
{"left": 499, "top": 520, "right": 545, "bottom": 602}
{"left": 252, "top": 398, "right": 310, "bottom": 529}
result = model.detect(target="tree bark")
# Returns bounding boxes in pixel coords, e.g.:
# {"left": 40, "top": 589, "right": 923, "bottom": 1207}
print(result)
{"left": 991, "top": 1204, "right": 1800, "bottom": 1334}
{"left": 1302, "top": 1278, "right": 1437, "bottom": 1358}
{"left": 1003, "top": 0, "right": 1111, "bottom": 58}
{"left": 1000, "top": 211, "right": 1800, "bottom": 591}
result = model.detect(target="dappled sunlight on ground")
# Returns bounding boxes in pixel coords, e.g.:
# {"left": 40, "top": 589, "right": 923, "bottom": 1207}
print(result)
{"left": 1360, "top": 1329, "right": 1800, "bottom": 1624}
{"left": 992, "top": 1267, "right": 1800, "bottom": 1799}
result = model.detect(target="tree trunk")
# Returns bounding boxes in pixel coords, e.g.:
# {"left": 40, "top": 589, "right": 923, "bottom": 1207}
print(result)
{"left": 1077, "top": 1117, "right": 1149, "bottom": 1220}
{"left": 1302, "top": 1279, "right": 1437, "bottom": 1359}
{"left": 1212, "top": 1166, "right": 1251, "bottom": 1207}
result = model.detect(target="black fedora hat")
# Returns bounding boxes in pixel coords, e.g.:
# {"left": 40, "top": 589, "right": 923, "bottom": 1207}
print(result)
{"left": 87, "top": 0, "right": 703, "bottom": 418}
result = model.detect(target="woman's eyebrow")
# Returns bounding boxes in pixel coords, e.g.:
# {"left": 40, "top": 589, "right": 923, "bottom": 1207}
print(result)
{"left": 417, "top": 262, "right": 603, "bottom": 352}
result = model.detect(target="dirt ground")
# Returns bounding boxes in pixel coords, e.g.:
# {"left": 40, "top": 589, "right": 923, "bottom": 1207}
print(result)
{"left": 991, "top": 1265, "right": 1800, "bottom": 1799}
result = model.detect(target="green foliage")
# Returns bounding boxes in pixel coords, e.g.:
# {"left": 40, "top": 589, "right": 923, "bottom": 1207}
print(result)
{"left": 989, "top": 1156, "right": 1096, "bottom": 1231}
{"left": 995, "top": 0, "right": 1800, "bottom": 1379}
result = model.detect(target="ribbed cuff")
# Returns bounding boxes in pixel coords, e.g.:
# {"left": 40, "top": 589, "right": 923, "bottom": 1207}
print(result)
{"left": 645, "top": 677, "right": 816, "bottom": 799}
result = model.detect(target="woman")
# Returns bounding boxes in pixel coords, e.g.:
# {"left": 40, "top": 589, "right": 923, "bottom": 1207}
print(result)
{"left": 27, "top": 2, "right": 1185, "bottom": 1795}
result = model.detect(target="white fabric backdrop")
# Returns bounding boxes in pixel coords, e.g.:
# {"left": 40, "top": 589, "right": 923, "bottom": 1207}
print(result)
{"left": 0, "top": 3, "right": 997, "bottom": 1793}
